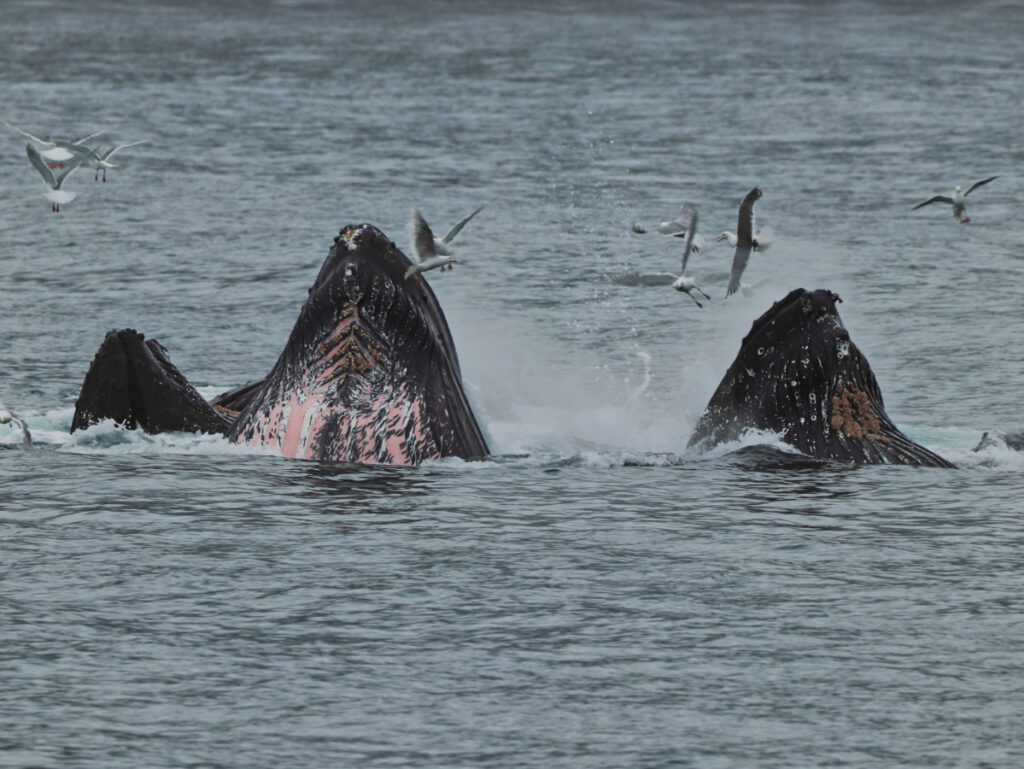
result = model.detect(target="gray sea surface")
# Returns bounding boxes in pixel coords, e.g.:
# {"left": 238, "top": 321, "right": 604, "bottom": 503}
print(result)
{"left": 2, "top": 1, "right": 1023, "bottom": 767}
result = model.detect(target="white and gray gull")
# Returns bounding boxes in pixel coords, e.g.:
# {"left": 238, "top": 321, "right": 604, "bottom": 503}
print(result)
{"left": 725, "top": 186, "right": 764, "bottom": 298}
{"left": 67, "top": 140, "right": 148, "bottom": 182}
{"left": 405, "top": 206, "right": 484, "bottom": 279}
{"left": 25, "top": 143, "right": 83, "bottom": 212}
{"left": 3, "top": 120, "right": 104, "bottom": 168}
{"left": 670, "top": 205, "right": 711, "bottom": 308}
{"left": 631, "top": 205, "right": 705, "bottom": 254}
{"left": 0, "top": 407, "right": 33, "bottom": 449}
{"left": 714, "top": 225, "right": 774, "bottom": 251}
{"left": 912, "top": 176, "right": 998, "bottom": 223}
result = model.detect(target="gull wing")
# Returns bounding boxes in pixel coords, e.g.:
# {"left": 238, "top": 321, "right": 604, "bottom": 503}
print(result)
{"left": 102, "top": 140, "right": 148, "bottom": 160}
{"left": 657, "top": 220, "right": 688, "bottom": 237}
{"left": 5, "top": 120, "right": 49, "bottom": 145}
{"left": 441, "top": 205, "right": 484, "bottom": 244}
{"left": 25, "top": 143, "right": 56, "bottom": 187}
{"left": 726, "top": 245, "right": 752, "bottom": 298}
{"left": 736, "top": 187, "right": 761, "bottom": 247}
{"left": 911, "top": 195, "right": 953, "bottom": 210}
{"left": 54, "top": 157, "right": 84, "bottom": 188}
{"left": 71, "top": 129, "right": 105, "bottom": 145}
{"left": 964, "top": 176, "right": 998, "bottom": 197}
{"left": 678, "top": 206, "right": 698, "bottom": 276}
{"left": 409, "top": 209, "right": 438, "bottom": 262}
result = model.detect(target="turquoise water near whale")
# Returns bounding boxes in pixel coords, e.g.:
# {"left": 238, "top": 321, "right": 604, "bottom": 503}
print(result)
{"left": 2, "top": 1, "right": 1023, "bottom": 767}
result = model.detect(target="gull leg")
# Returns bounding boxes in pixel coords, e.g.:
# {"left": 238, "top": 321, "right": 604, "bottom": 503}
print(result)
{"left": 698, "top": 286, "right": 711, "bottom": 300}
{"left": 103, "top": 169, "right": 107, "bottom": 183}
{"left": 688, "top": 292, "right": 703, "bottom": 309}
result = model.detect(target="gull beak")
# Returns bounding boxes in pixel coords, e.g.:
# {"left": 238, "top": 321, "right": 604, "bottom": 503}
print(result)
{"left": 713, "top": 234, "right": 725, "bottom": 242}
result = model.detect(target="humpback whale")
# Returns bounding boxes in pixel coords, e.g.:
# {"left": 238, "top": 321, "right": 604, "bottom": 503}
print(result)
{"left": 689, "top": 288, "right": 954, "bottom": 467}
{"left": 72, "top": 224, "right": 489, "bottom": 466}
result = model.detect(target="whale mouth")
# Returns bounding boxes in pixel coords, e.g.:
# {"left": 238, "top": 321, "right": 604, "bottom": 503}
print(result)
{"left": 226, "top": 224, "right": 487, "bottom": 465}
{"left": 689, "top": 288, "right": 954, "bottom": 467}
{"left": 71, "top": 224, "right": 488, "bottom": 467}
{"left": 71, "top": 329, "right": 231, "bottom": 436}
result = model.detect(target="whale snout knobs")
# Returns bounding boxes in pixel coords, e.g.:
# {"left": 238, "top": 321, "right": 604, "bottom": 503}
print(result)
{"left": 0, "top": 407, "right": 33, "bottom": 449}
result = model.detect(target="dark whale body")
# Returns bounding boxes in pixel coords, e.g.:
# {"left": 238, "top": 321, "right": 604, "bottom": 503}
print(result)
{"left": 72, "top": 224, "right": 488, "bottom": 466}
{"left": 71, "top": 329, "right": 232, "bottom": 435}
{"left": 689, "top": 288, "right": 954, "bottom": 467}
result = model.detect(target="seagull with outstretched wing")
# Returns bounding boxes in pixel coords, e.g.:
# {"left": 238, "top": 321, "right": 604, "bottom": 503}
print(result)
{"left": 631, "top": 205, "right": 705, "bottom": 254}
{"left": 25, "top": 143, "right": 83, "bottom": 212}
{"left": 3, "top": 120, "right": 104, "bottom": 167}
{"left": 912, "top": 176, "right": 998, "bottom": 223}
{"left": 725, "top": 186, "right": 763, "bottom": 297}
{"left": 670, "top": 205, "right": 711, "bottom": 308}
{"left": 66, "top": 140, "right": 148, "bottom": 182}
{"left": 405, "top": 206, "right": 484, "bottom": 279}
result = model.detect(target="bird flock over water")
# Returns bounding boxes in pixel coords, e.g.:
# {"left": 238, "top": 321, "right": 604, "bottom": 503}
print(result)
{"left": 616, "top": 174, "right": 998, "bottom": 306}
{"left": 4, "top": 120, "right": 146, "bottom": 212}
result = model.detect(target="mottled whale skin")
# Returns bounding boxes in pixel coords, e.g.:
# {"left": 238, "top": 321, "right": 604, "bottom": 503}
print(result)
{"left": 227, "top": 224, "right": 488, "bottom": 465}
{"left": 71, "top": 329, "right": 231, "bottom": 436}
{"left": 72, "top": 224, "right": 488, "bottom": 466}
{"left": 689, "top": 288, "right": 954, "bottom": 467}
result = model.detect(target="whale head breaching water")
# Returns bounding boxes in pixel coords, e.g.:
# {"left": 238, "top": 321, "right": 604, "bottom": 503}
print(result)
{"left": 72, "top": 224, "right": 489, "bottom": 467}
{"left": 688, "top": 288, "right": 954, "bottom": 467}
{"left": 227, "top": 224, "right": 488, "bottom": 464}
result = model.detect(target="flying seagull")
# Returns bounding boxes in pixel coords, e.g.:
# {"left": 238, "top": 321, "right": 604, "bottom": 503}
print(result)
{"left": 714, "top": 225, "right": 774, "bottom": 251}
{"left": 3, "top": 120, "right": 104, "bottom": 168}
{"left": 26, "top": 143, "right": 83, "bottom": 212}
{"left": 725, "top": 187, "right": 763, "bottom": 298}
{"left": 405, "top": 206, "right": 483, "bottom": 279}
{"left": 69, "top": 140, "right": 148, "bottom": 182}
{"left": 631, "top": 205, "right": 705, "bottom": 254}
{"left": 912, "top": 177, "right": 998, "bottom": 223}
{"left": 0, "top": 407, "right": 32, "bottom": 449}
{"left": 670, "top": 205, "right": 711, "bottom": 308}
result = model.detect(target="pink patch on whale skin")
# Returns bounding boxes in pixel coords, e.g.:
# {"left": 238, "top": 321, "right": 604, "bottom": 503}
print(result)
{"left": 239, "top": 308, "right": 441, "bottom": 465}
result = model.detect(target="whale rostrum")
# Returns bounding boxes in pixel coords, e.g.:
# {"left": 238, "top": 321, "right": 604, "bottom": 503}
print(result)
{"left": 689, "top": 288, "right": 954, "bottom": 467}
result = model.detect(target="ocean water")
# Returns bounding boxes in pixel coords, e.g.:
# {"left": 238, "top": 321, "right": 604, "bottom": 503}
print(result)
{"left": 1, "top": 1, "right": 1023, "bottom": 767}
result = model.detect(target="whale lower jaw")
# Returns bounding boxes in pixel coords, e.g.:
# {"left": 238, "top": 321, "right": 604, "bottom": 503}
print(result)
{"left": 689, "top": 288, "right": 955, "bottom": 468}
{"left": 71, "top": 329, "right": 231, "bottom": 436}
{"left": 225, "top": 223, "right": 488, "bottom": 465}
{"left": 228, "top": 305, "right": 446, "bottom": 466}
